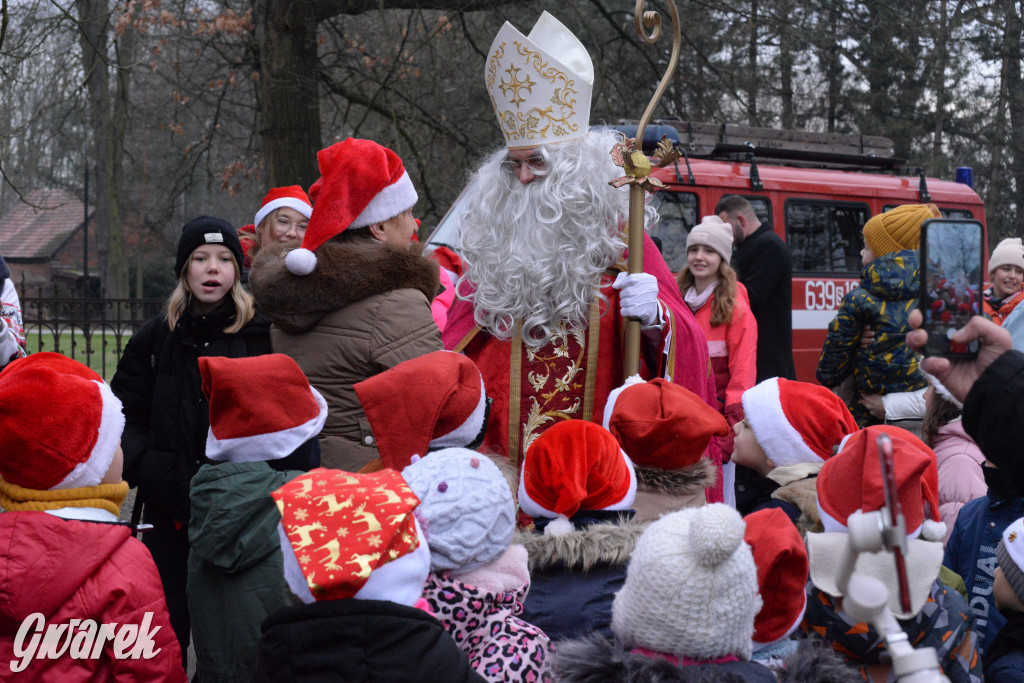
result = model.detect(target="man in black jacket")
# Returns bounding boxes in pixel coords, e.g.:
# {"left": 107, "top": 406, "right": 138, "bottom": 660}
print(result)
{"left": 717, "top": 195, "right": 796, "bottom": 381}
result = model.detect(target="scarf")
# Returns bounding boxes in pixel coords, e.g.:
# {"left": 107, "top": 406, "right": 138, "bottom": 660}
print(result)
{"left": 684, "top": 282, "right": 719, "bottom": 313}
{"left": 0, "top": 477, "right": 129, "bottom": 517}
{"left": 630, "top": 646, "right": 739, "bottom": 666}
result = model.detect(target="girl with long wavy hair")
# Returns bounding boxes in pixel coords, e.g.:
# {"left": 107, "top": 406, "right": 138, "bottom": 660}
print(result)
{"left": 677, "top": 215, "right": 758, "bottom": 502}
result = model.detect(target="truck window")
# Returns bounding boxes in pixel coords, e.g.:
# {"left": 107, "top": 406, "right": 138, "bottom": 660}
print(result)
{"left": 882, "top": 203, "right": 975, "bottom": 220}
{"left": 786, "top": 199, "right": 870, "bottom": 275}
{"left": 743, "top": 196, "right": 772, "bottom": 227}
{"left": 649, "top": 191, "right": 698, "bottom": 272}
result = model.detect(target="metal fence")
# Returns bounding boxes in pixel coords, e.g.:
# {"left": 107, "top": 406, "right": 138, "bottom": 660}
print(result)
{"left": 19, "top": 280, "right": 163, "bottom": 380}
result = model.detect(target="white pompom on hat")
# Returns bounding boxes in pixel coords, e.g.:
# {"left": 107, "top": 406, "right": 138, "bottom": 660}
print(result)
{"left": 285, "top": 138, "right": 418, "bottom": 276}
{"left": 612, "top": 504, "right": 761, "bottom": 662}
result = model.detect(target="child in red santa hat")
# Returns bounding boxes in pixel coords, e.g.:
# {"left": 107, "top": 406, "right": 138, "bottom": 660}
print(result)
{"left": 514, "top": 419, "right": 639, "bottom": 642}
{"left": 187, "top": 353, "right": 326, "bottom": 683}
{"left": 249, "top": 138, "right": 443, "bottom": 473}
{"left": 253, "top": 468, "right": 484, "bottom": 682}
{"left": 802, "top": 425, "right": 982, "bottom": 681}
{"left": 239, "top": 185, "right": 313, "bottom": 273}
{"left": 733, "top": 377, "right": 858, "bottom": 528}
{"left": 0, "top": 353, "right": 186, "bottom": 681}
{"left": 602, "top": 376, "right": 729, "bottom": 520}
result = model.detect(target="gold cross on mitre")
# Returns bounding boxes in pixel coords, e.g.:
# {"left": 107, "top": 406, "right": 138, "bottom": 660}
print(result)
{"left": 485, "top": 12, "right": 594, "bottom": 150}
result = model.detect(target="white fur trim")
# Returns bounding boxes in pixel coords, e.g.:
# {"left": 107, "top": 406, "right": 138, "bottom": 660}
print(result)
{"left": 817, "top": 499, "right": 928, "bottom": 540}
{"left": 279, "top": 523, "right": 315, "bottom": 604}
{"left": 348, "top": 170, "right": 418, "bottom": 230}
{"left": 285, "top": 248, "right": 317, "bottom": 276}
{"left": 601, "top": 374, "right": 646, "bottom": 430}
{"left": 544, "top": 515, "right": 574, "bottom": 537}
{"left": 921, "top": 519, "right": 947, "bottom": 542}
{"left": 56, "top": 380, "right": 125, "bottom": 490}
{"left": 923, "top": 371, "right": 963, "bottom": 410}
{"left": 254, "top": 197, "right": 312, "bottom": 227}
{"left": 742, "top": 378, "right": 821, "bottom": 468}
{"left": 429, "top": 377, "right": 487, "bottom": 449}
{"left": 752, "top": 594, "right": 807, "bottom": 649}
{"left": 205, "top": 387, "right": 328, "bottom": 462}
{"left": 353, "top": 518, "right": 430, "bottom": 607}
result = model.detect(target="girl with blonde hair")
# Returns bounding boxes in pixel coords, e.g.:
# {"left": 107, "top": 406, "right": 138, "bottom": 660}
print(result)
{"left": 111, "top": 216, "right": 272, "bottom": 665}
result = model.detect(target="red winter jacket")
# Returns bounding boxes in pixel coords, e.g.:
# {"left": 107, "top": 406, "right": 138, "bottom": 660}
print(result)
{"left": 0, "top": 511, "right": 186, "bottom": 681}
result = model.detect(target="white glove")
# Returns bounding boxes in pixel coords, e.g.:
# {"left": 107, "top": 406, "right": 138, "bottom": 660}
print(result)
{"left": 613, "top": 271, "right": 661, "bottom": 327}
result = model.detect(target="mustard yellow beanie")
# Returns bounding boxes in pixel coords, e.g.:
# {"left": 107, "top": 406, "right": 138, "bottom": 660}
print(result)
{"left": 862, "top": 204, "right": 940, "bottom": 258}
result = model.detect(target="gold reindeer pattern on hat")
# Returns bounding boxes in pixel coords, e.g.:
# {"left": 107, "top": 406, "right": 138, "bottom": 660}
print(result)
{"left": 272, "top": 468, "right": 421, "bottom": 601}
{"left": 485, "top": 12, "right": 594, "bottom": 149}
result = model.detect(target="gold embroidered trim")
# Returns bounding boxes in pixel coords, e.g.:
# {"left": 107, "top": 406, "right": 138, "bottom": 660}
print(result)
{"left": 582, "top": 294, "right": 601, "bottom": 421}
{"left": 508, "top": 322, "right": 523, "bottom": 469}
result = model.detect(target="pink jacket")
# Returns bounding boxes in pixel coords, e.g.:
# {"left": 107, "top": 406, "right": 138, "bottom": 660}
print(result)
{"left": 431, "top": 267, "right": 456, "bottom": 332}
{"left": 932, "top": 420, "right": 986, "bottom": 544}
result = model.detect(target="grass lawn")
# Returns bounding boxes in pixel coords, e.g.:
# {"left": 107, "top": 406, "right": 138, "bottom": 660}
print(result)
{"left": 23, "top": 328, "right": 130, "bottom": 380}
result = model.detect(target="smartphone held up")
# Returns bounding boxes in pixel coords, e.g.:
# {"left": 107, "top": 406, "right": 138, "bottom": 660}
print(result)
{"left": 919, "top": 218, "right": 985, "bottom": 359}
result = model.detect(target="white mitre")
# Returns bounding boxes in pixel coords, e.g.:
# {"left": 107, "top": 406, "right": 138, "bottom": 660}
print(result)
{"left": 485, "top": 12, "right": 595, "bottom": 150}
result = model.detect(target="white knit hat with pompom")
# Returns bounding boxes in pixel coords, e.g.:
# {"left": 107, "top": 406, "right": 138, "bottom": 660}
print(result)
{"left": 611, "top": 504, "right": 761, "bottom": 662}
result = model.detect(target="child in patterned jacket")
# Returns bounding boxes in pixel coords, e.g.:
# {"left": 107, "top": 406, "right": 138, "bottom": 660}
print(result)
{"left": 817, "top": 204, "right": 938, "bottom": 426}
{"left": 404, "top": 448, "right": 552, "bottom": 683}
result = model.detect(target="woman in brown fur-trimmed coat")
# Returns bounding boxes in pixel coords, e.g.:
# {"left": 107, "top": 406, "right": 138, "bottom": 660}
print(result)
{"left": 250, "top": 138, "right": 443, "bottom": 471}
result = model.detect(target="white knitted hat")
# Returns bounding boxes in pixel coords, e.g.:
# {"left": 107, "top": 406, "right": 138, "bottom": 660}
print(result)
{"left": 989, "top": 237, "right": 1024, "bottom": 274}
{"left": 611, "top": 504, "right": 761, "bottom": 661}
{"left": 686, "top": 215, "right": 734, "bottom": 264}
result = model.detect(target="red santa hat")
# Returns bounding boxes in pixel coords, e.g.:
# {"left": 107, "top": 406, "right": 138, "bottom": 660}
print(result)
{"left": 741, "top": 378, "right": 857, "bottom": 468}
{"left": 273, "top": 468, "right": 429, "bottom": 605}
{"left": 0, "top": 352, "right": 124, "bottom": 490}
{"left": 518, "top": 420, "right": 637, "bottom": 535}
{"left": 200, "top": 354, "right": 327, "bottom": 462}
{"left": 743, "top": 508, "right": 809, "bottom": 648}
{"left": 602, "top": 375, "right": 729, "bottom": 470}
{"left": 817, "top": 425, "right": 946, "bottom": 541}
{"left": 285, "top": 138, "right": 418, "bottom": 276}
{"left": 354, "top": 351, "right": 488, "bottom": 471}
{"left": 254, "top": 185, "right": 313, "bottom": 227}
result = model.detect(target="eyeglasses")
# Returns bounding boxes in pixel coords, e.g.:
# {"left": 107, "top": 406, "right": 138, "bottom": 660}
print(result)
{"left": 501, "top": 155, "right": 548, "bottom": 175}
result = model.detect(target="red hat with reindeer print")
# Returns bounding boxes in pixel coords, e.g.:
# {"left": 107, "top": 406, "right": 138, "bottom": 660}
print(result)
{"left": 272, "top": 468, "right": 430, "bottom": 605}
{"left": 354, "top": 351, "right": 489, "bottom": 471}
{"left": 285, "top": 138, "right": 418, "bottom": 276}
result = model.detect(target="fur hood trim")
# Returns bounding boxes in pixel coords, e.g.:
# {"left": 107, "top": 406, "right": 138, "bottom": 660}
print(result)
{"left": 516, "top": 516, "right": 647, "bottom": 573}
{"left": 250, "top": 240, "right": 439, "bottom": 333}
{"left": 777, "top": 639, "right": 864, "bottom": 683}
{"left": 552, "top": 633, "right": 759, "bottom": 683}
{"left": 771, "top": 477, "right": 822, "bottom": 536}
{"left": 634, "top": 458, "right": 716, "bottom": 496}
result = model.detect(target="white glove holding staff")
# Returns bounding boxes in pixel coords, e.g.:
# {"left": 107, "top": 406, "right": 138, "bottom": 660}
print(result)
{"left": 613, "top": 272, "right": 661, "bottom": 327}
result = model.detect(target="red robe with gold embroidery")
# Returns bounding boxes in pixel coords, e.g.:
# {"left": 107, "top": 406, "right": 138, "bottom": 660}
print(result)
{"left": 443, "top": 233, "right": 723, "bottom": 503}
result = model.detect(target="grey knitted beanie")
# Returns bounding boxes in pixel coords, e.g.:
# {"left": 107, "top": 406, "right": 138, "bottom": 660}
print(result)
{"left": 401, "top": 448, "right": 516, "bottom": 573}
{"left": 612, "top": 504, "right": 762, "bottom": 661}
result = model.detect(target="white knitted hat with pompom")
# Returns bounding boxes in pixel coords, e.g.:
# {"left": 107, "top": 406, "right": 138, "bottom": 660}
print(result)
{"left": 611, "top": 504, "right": 761, "bottom": 662}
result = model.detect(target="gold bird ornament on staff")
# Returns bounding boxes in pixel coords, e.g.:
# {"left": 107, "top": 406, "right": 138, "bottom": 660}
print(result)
{"left": 609, "top": 133, "right": 681, "bottom": 193}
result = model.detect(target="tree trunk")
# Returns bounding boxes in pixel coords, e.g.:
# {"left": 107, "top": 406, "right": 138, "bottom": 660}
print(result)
{"left": 1005, "top": 0, "right": 1024, "bottom": 240}
{"left": 76, "top": 0, "right": 127, "bottom": 297}
{"left": 825, "top": 1, "right": 840, "bottom": 132}
{"left": 256, "top": 0, "right": 322, "bottom": 190}
{"left": 931, "top": 0, "right": 949, "bottom": 171}
{"left": 777, "top": 0, "right": 795, "bottom": 129}
{"left": 747, "top": 0, "right": 759, "bottom": 125}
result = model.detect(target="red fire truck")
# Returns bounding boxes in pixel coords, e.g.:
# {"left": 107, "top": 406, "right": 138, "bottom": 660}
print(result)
{"left": 425, "top": 122, "right": 987, "bottom": 383}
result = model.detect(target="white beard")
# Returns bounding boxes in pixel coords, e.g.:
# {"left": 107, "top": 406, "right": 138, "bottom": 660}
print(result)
{"left": 457, "top": 131, "right": 645, "bottom": 348}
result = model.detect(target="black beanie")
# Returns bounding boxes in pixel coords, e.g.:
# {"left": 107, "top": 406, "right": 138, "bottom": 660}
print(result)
{"left": 175, "top": 216, "right": 244, "bottom": 277}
